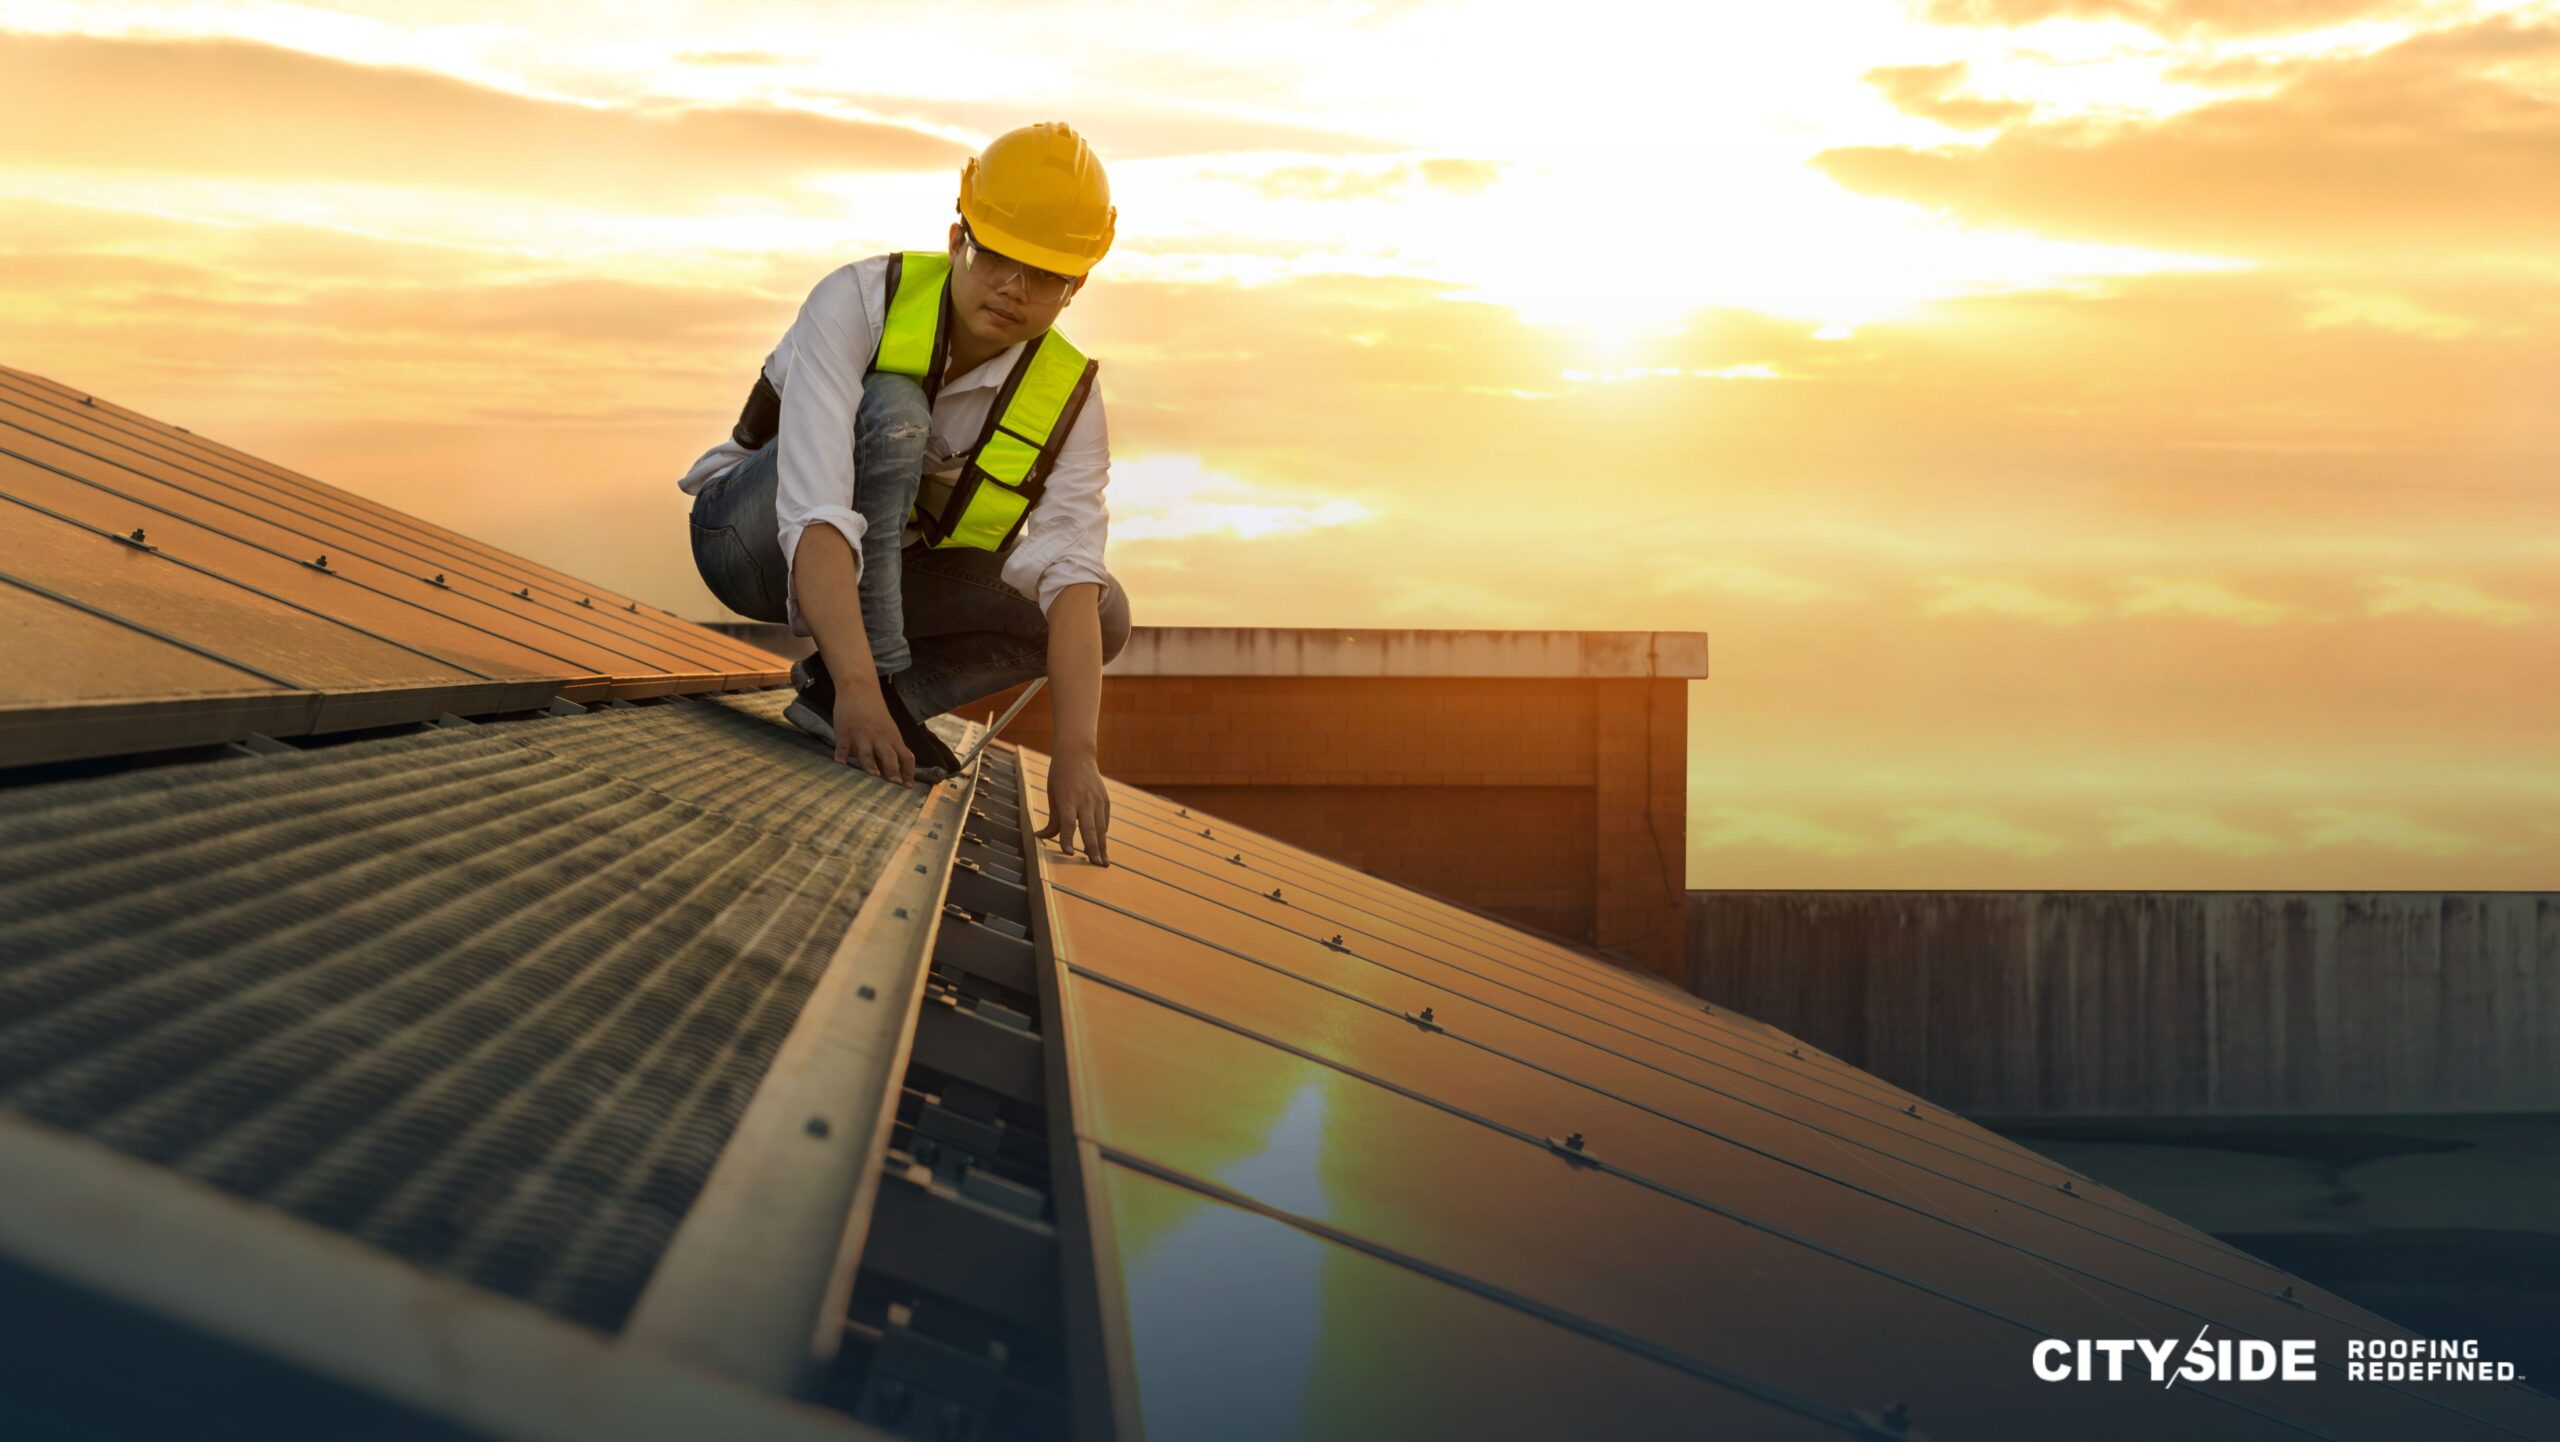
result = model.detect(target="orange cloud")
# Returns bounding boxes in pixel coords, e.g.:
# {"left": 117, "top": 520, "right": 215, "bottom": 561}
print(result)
{"left": 1912, "top": 0, "right": 2424, "bottom": 35}
{"left": 0, "top": 33, "right": 963, "bottom": 205}
{"left": 1235, "top": 156, "right": 1503, "bottom": 202}
{"left": 1817, "top": 15, "right": 2560, "bottom": 259}
{"left": 1863, "top": 62, "right": 2034, "bottom": 130}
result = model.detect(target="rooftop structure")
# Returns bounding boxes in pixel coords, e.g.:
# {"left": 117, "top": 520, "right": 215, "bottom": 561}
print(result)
{"left": 708, "top": 620, "right": 1701, "bottom": 982}
{"left": 5, "top": 366, "right": 2552, "bottom": 1441}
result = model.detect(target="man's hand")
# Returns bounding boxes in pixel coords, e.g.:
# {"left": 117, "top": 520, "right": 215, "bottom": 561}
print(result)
{"left": 834, "top": 685, "right": 914, "bottom": 785}
{"left": 1037, "top": 750, "right": 1111, "bottom": 865}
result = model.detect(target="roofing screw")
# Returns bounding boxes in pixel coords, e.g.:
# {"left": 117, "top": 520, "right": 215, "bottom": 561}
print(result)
{"left": 1789, "top": 1046, "right": 1803, "bottom": 1059}
{"left": 858, "top": 984, "right": 877, "bottom": 1001}
{"left": 1230, "top": 853, "right": 1244, "bottom": 865}
{"left": 626, "top": 601, "right": 637, "bottom": 611}
{"left": 2280, "top": 1285, "right": 2297, "bottom": 1304}
{"left": 431, "top": 573, "right": 446, "bottom": 586}
{"left": 1326, "top": 934, "right": 1345, "bottom": 949}
{"left": 1880, "top": 1402, "right": 1911, "bottom": 1433}
{"left": 516, "top": 587, "right": 531, "bottom": 599}
{"left": 1200, "top": 826, "right": 1214, "bottom": 838}
{"left": 128, "top": 527, "right": 145, "bottom": 544}
{"left": 311, "top": 554, "right": 329, "bottom": 569}
{"left": 804, "top": 1115, "right": 830, "bottom": 1138}
{"left": 2058, "top": 1179, "right": 2078, "bottom": 1196}
{"left": 1905, "top": 1104, "right": 1920, "bottom": 1117}
{"left": 1419, "top": 1007, "right": 1435, "bottom": 1026}
{"left": 1267, "top": 887, "right": 1285, "bottom": 902}
{"left": 82, "top": 395, "right": 95, "bottom": 405}
{"left": 579, "top": 595, "right": 593, "bottom": 607}
{"left": 1176, "top": 807, "right": 1189, "bottom": 817}
{"left": 1563, "top": 1132, "right": 1585, "bottom": 1152}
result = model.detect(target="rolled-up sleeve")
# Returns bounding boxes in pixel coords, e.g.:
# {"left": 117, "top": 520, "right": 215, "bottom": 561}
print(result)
{"left": 999, "top": 386, "right": 1113, "bottom": 615}
{"left": 773, "top": 263, "right": 879, "bottom": 635}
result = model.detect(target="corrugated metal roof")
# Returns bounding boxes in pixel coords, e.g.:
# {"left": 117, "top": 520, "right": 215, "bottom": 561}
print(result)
{"left": 0, "top": 690, "right": 931, "bottom": 1334}
{"left": 1016, "top": 749, "right": 2560, "bottom": 1442}
{"left": 0, "top": 363, "right": 786, "bottom": 768}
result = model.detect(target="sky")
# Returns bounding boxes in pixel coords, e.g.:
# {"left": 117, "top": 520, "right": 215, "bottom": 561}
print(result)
{"left": 5, "top": 0, "right": 2555, "bottom": 889}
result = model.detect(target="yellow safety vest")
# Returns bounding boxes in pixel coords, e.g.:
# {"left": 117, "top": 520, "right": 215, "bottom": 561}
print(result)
{"left": 730, "top": 252, "right": 1100, "bottom": 555}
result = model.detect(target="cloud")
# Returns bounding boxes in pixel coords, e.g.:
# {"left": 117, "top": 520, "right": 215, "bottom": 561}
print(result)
{"left": 1416, "top": 158, "right": 1502, "bottom": 194}
{"left": 1656, "top": 559, "right": 1837, "bottom": 604}
{"left": 0, "top": 33, "right": 964, "bottom": 207}
{"left": 1692, "top": 807, "right": 1874, "bottom": 856}
{"left": 2104, "top": 806, "right": 2283, "bottom": 855}
{"left": 1889, "top": 807, "right": 2070, "bottom": 856}
{"left": 1560, "top": 364, "right": 1787, "bottom": 382}
{"left": 1372, "top": 576, "right": 1546, "bottom": 625}
{"left": 2364, "top": 576, "right": 2538, "bottom": 624}
{"left": 1920, "top": 576, "right": 2095, "bottom": 624}
{"left": 1815, "top": 15, "right": 2560, "bottom": 260}
{"left": 2300, "top": 289, "right": 2485, "bottom": 339}
{"left": 1105, "top": 453, "right": 1375, "bottom": 542}
{"left": 1863, "top": 61, "right": 2034, "bottom": 130}
{"left": 1238, "top": 155, "right": 1504, "bottom": 202}
{"left": 2297, "top": 806, "right": 2478, "bottom": 855}
{"left": 1911, "top": 0, "right": 2427, "bottom": 36}
{"left": 2115, "top": 576, "right": 2302, "bottom": 625}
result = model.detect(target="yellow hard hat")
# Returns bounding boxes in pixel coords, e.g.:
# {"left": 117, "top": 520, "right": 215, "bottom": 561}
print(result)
{"left": 957, "top": 121, "right": 1116, "bottom": 278}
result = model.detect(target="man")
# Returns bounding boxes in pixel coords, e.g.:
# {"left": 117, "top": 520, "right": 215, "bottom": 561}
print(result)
{"left": 679, "top": 121, "right": 1128, "bottom": 864}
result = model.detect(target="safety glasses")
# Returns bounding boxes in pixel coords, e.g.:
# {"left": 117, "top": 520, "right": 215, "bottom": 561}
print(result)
{"left": 958, "top": 223, "right": 1081, "bottom": 304}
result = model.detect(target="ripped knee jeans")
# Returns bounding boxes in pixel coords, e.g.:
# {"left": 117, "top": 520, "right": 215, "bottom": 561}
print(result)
{"left": 689, "top": 370, "right": 932, "bottom": 670}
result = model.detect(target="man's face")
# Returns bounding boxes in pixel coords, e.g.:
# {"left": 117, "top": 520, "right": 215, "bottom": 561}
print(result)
{"left": 948, "top": 221, "right": 1079, "bottom": 351}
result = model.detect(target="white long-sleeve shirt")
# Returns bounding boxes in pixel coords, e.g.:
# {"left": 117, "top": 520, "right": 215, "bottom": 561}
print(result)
{"left": 678, "top": 252, "right": 1113, "bottom": 635}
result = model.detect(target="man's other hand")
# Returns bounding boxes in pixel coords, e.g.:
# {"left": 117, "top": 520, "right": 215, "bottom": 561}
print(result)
{"left": 835, "top": 687, "right": 914, "bottom": 785}
{"left": 1037, "top": 751, "right": 1111, "bottom": 865}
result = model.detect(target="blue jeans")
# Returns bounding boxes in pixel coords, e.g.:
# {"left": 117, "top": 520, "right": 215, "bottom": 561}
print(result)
{"left": 688, "top": 371, "right": 1132, "bottom": 718}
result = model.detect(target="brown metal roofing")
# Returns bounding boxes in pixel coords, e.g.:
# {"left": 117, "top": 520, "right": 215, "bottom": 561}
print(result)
{"left": 0, "top": 363, "right": 788, "bottom": 769}
{"left": 0, "top": 690, "right": 933, "bottom": 1335}
{"left": 1014, "top": 749, "right": 2560, "bottom": 1442}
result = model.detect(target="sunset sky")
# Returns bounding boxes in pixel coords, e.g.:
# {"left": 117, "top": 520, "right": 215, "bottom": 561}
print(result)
{"left": 6, "top": 0, "right": 2554, "bottom": 888}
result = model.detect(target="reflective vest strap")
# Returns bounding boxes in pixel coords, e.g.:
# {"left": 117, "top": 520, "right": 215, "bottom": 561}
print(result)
{"left": 916, "top": 327, "right": 1100, "bottom": 554}
{"left": 873, "top": 251, "right": 950, "bottom": 384}
{"left": 1018, "top": 356, "right": 1100, "bottom": 499}
{"left": 994, "top": 332, "right": 1089, "bottom": 448}
{"left": 942, "top": 477, "right": 1031, "bottom": 550}
{"left": 975, "top": 431, "right": 1040, "bottom": 486}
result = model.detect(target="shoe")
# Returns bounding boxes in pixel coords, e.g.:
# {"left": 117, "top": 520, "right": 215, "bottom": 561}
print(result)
{"left": 782, "top": 650, "right": 838, "bottom": 748}
{"left": 784, "top": 654, "right": 963, "bottom": 779}
{"left": 879, "top": 672, "right": 964, "bottom": 778}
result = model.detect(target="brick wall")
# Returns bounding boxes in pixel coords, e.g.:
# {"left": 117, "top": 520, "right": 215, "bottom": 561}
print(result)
{"left": 959, "top": 674, "right": 1689, "bottom": 980}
